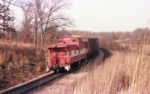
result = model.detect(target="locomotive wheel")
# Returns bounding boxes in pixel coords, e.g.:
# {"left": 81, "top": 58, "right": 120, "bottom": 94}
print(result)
{"left": 58, "top": 67, "right": 66, "bottom": 73}
{"left": 54, "top": 69, "right": 59, "bottom": 73}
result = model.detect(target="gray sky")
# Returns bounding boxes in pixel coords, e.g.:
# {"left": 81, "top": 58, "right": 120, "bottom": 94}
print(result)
{"left": 13, "top": 0, "right": 150, "bottom": 32}
{"left": 66, "top": 0, "right": 150, "bottom": 31}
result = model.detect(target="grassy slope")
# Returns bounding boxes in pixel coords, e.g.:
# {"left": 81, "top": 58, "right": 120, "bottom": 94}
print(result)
{"left": 0, "top": 45, "right": 46, "bottom": 89}
{"left": 74, "top": 46, "right": 150, "bottom": 94}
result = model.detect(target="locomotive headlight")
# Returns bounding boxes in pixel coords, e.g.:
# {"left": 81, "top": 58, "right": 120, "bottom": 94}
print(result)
{"left": 64, "top": 65, "right": 71, "bottom": 71}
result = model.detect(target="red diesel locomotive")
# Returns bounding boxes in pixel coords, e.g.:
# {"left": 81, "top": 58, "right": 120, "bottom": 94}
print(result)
{"left": 47, "top": 37, "right": 99, "bottom": 72}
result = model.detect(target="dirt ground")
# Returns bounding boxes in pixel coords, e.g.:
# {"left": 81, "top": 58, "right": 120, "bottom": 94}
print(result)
{"left": 29, "top": 72, "right": 88, "bottom": 94}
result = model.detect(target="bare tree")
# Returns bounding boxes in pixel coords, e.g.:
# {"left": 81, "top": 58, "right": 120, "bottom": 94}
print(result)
{"left": 34, "top": 0, "right": 72, "bottom": 46}
{"left": 17, "top": 0, "right": 72, "bottom": 46}
{"left": 0, "top": 0, "right": 15, "bottom": 40}
{"left": 17, "top": 1, "right": 34, "bottom": 43}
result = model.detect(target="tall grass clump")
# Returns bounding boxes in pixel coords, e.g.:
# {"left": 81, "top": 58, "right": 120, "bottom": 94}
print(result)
{"left": 74, "top": 34, "right": 150, "bottom": 94}
{"left": 0, "top": 45, "right": 46, "bottom": 89}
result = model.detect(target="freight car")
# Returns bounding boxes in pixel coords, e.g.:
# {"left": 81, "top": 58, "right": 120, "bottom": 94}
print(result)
{"left": 47, "top": 37, "right": 99, "bottom": 72}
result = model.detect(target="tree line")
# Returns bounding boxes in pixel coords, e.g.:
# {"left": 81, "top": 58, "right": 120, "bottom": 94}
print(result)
{"left": 65, "top": 28, "right": 150, "bottom": 50}
{"left": 0, "top": 0, "right": 149, "bottom": 48}
{"left": 0, "top": 0, "right": 71, "bottom": 46}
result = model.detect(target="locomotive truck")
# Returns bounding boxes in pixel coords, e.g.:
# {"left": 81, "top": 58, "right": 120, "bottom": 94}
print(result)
{"left": 47, "top": 36, "right": 99, "bottom": 72}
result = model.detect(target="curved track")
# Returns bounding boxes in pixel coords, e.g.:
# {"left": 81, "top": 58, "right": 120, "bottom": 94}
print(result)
{"left": 0, "top": 49, "right": 104, "bottom": 94}
{"left": 0, "top": 72, "right": 65, "bottom": 94}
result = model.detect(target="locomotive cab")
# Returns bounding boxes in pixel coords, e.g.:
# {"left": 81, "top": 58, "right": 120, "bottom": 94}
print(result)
{"left": 47, "top": 46, "right": 70, "bottom": 71}
{"left": 47, "top": 37, "right": 98, "bottom": 72}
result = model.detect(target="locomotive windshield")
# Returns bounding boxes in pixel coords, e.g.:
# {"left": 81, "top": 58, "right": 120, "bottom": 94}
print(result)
{"left": 49, "top": 48, "right": 68, "bottom": 55}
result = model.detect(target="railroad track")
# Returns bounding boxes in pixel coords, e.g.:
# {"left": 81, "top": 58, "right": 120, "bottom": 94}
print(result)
{"left": 0, "top": 67, "right": 80, "bottom": 94}
{"left": 0, "top": 50, "right": 103, "bottom": 94}
{"left": 0, "top": 72, "right": 65, "bottom": 94}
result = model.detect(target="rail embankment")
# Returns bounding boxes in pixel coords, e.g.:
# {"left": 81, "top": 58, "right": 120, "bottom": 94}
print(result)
{"left": 0, "top": 45, "right": 46, "bottom": 90}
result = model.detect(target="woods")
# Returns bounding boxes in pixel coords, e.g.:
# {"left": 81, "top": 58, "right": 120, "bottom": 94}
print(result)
{"left": 67, "top": 28, "right": 150, "bottom": 51}
{"left": 0, "top": 0, "right": 15, "bottom": 40}
{"left": 0, "top": 0, "right": 150, "bottom": 48}
{"left": 0, "top": 0, "right": 71, "bottom": 46}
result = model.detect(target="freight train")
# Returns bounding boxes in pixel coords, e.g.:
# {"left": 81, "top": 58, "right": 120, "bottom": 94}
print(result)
{"left": 47, "top": 36, "right": 99, "bottom": 72}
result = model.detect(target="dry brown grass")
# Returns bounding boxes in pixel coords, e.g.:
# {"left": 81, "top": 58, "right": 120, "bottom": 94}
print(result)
{"left": 0, "top": 45, "right": 46, "bottom": 90}
{"left": 73, "top": 45, "right": 150, "bottom": 94}
{"left": 0, "top": 39, "right": 34, "bottom": 48}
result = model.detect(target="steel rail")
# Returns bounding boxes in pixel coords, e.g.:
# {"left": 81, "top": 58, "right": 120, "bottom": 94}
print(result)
{"left": 0, "top": 72, "right": 64, "bottom": 94}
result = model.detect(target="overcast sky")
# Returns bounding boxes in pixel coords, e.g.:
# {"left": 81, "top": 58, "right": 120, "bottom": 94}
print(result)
{"left": 66, "top": 0, "right": 150, "bottom": 31}
{"left": 13, "top": 0, "right": 150, "bottom": 32}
